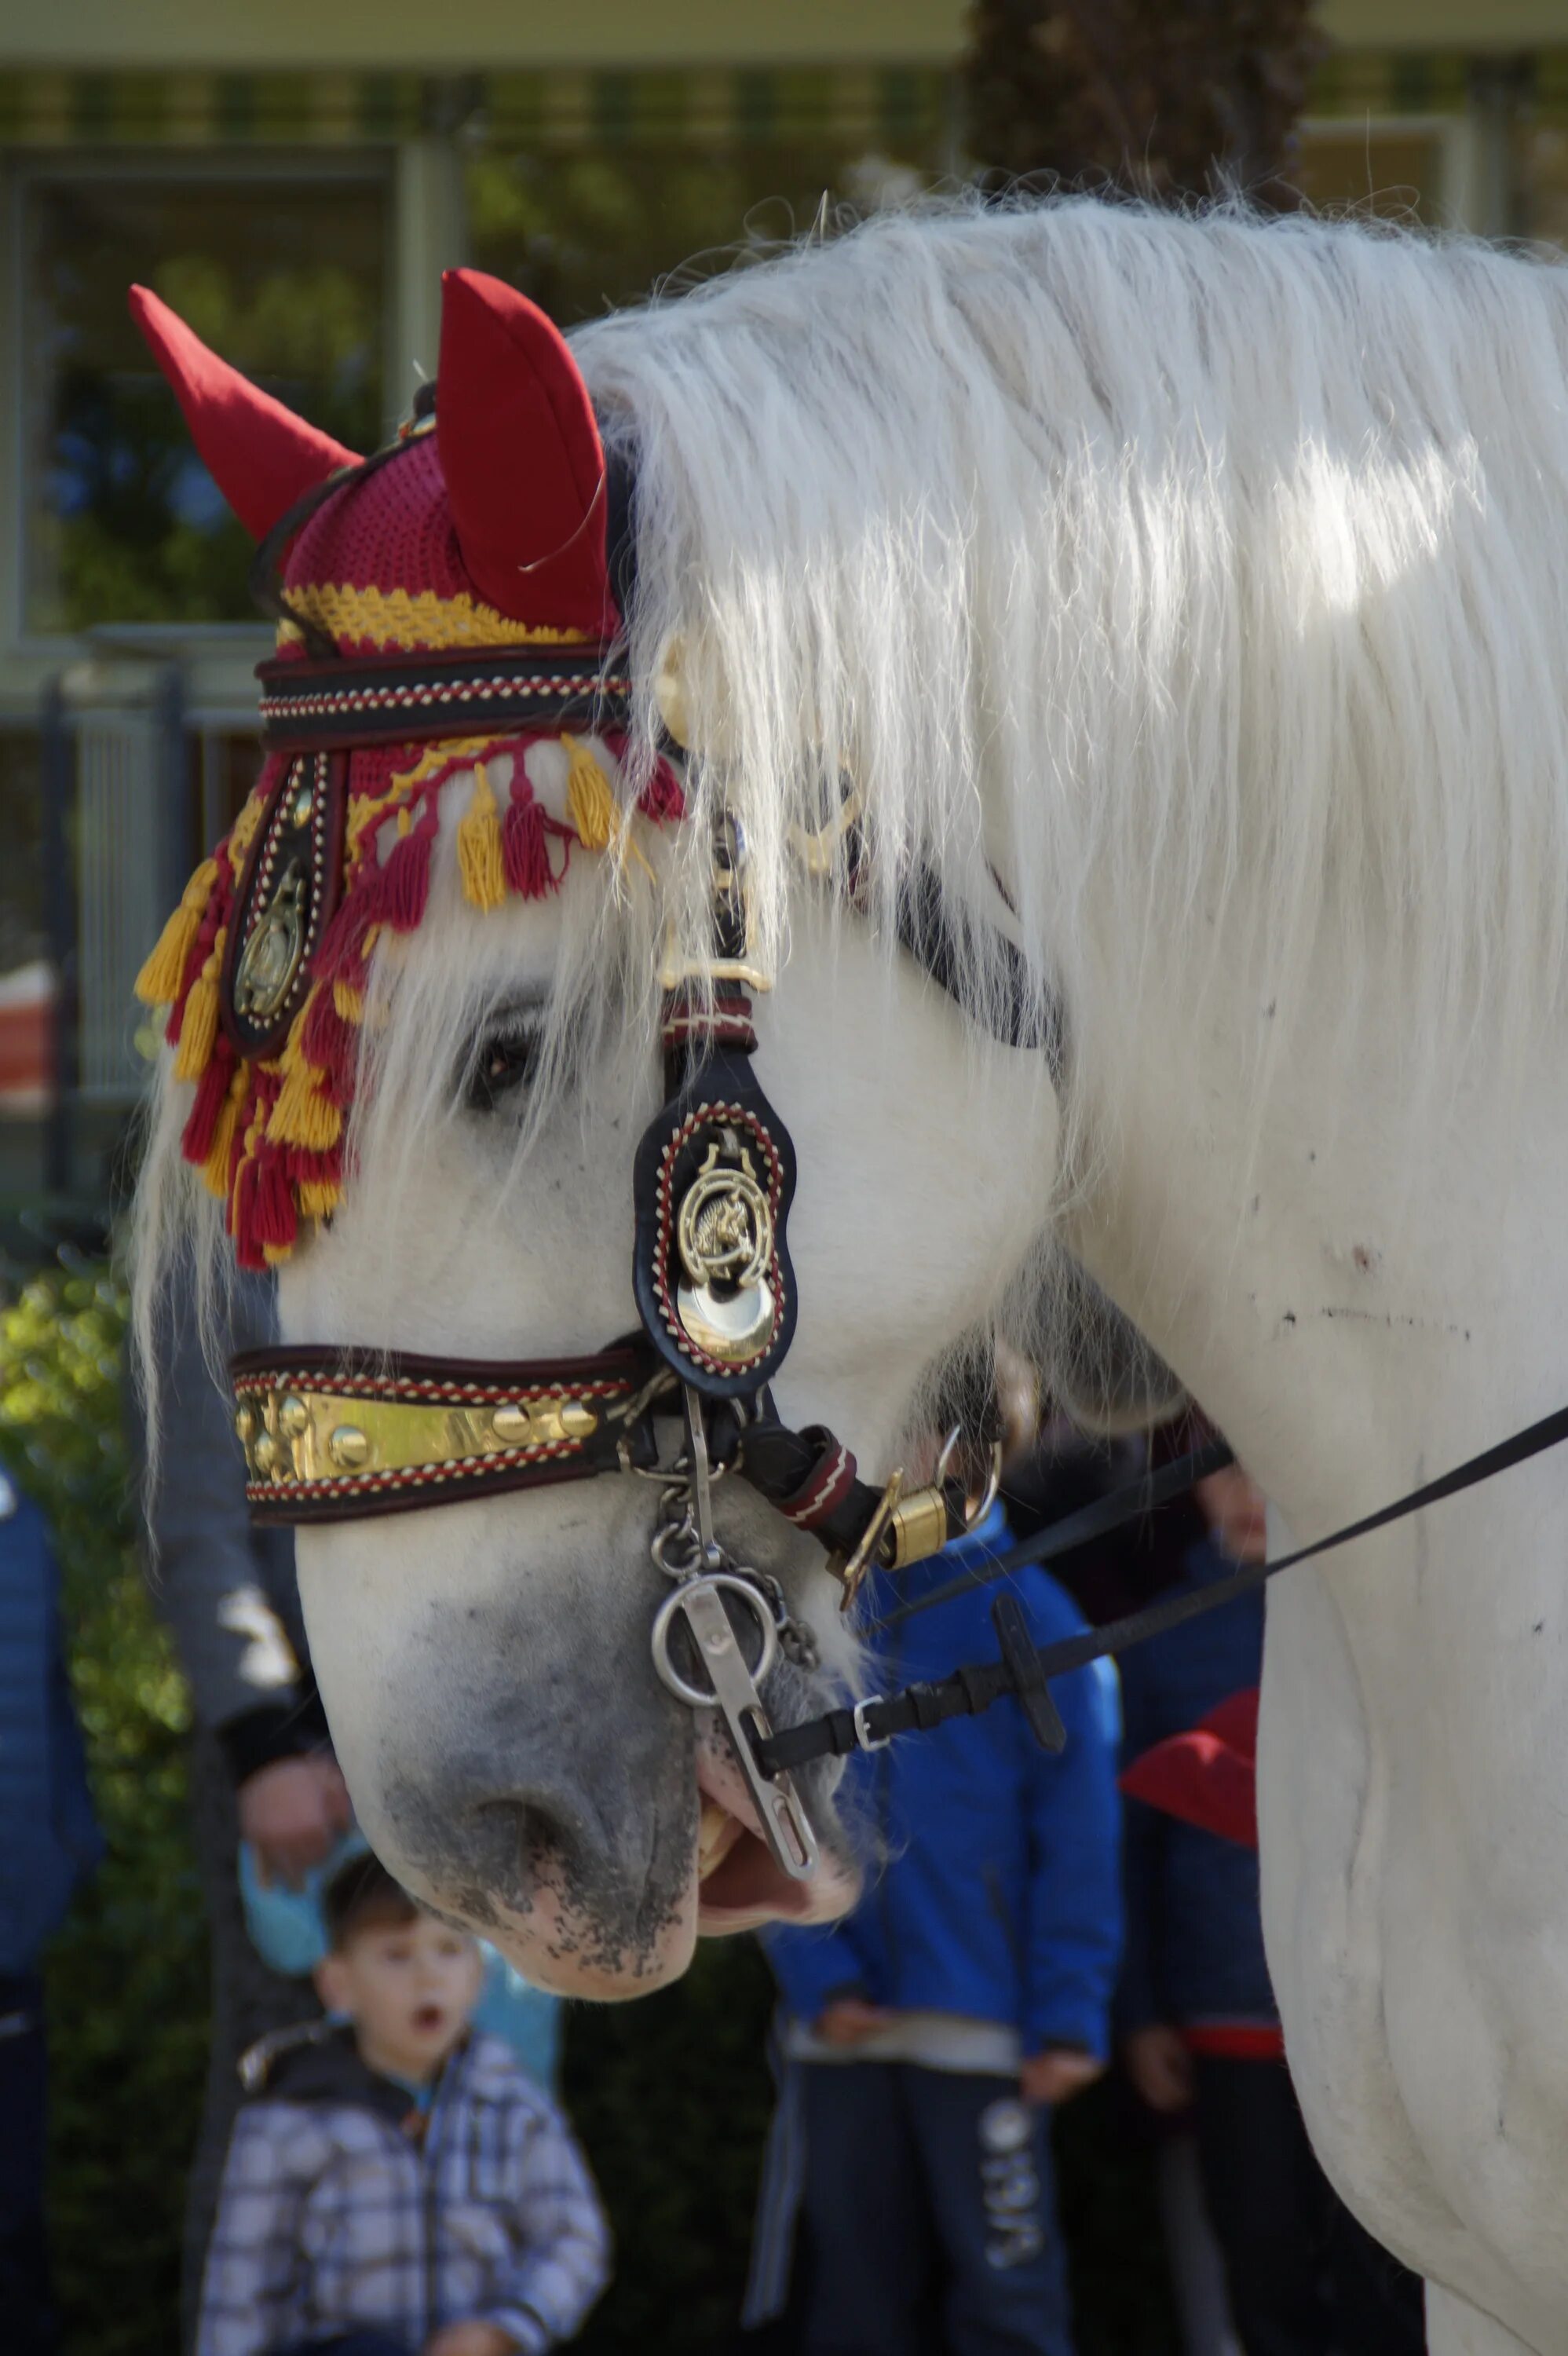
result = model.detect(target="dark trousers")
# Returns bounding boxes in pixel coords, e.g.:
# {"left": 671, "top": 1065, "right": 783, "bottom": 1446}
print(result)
{"left": 0, "top": 1972, "right": 57, "bottom": 2356}
{"left": 1191, "top": 2055, "right": 1426, "bottom": 2356}
{"left": 183, "top": 1734, "right": 321, "bottom": 2352}
{"left": 276, "top": 2338, "right": 411, "bottom": 2356}
{"left": 797, "top": 2062, "right": 1074, "bottom": 2356}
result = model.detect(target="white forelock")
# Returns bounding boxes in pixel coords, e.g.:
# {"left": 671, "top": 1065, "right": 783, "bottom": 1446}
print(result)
{"left": 579, "top": 192, "right": 1568, "bottom": 1165}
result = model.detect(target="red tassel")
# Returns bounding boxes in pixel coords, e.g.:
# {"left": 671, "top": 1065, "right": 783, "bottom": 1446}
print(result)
{"left": 636, "top": 753, "right": 686, "bottom": 822}
{"left": 231, "top": 1156, "right": 263, "bottom": 1266}
{"left": 382, "top": 825, "right": 433, "bottom": 932}
{"left": 181, "top": 1039, "right": 236, "bottom": 1165}
{"left": 301, "top": 986, "right": 360, "bottom": 1099}
{"left": 317, "top": 871, "right": 387, "bottom": 984}
{"left": 252, "top": 1150, "right": 298, "bottom": 1251}
{"left": 503, "top": 788, "right": 559, "bottom": 898}
{"left": 284, "top": 1144, "right": 342, "bottom": 1190}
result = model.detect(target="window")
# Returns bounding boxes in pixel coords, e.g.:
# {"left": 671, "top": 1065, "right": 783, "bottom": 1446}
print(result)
{"left": 1292, "top": 123, "right": 1447, "bottom": 222}
{"left": 0, "top": 731, "right": 46, "bottom": 979}
{"left": 466, "top": 143, "right": 941, "bottom": 328}
{"left": 1519, "top": 124, "right": 1568, "bottom": 249}
{"left": 20, "top": 163, "right": 389, "bottom": 635}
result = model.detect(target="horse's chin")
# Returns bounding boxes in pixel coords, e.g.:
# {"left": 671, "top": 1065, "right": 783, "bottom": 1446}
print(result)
{"left": 415, "top": 1720, "right": 858, "bottom": 2001}
{"left": 693, "top": 1730, "right": 861, "bottom": 1938}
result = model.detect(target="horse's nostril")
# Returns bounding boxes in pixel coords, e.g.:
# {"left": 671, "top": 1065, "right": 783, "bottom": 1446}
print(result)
{"left": 477, "top": 1795, "right": 579, "bottom": 1890}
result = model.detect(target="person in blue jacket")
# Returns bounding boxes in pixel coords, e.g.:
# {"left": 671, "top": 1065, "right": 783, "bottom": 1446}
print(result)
{"left": 0, "top": 1469, "right": 104, "bottom": 2356}
{"left": 754, "top": 1428, "right": 1122, "bottom": 2356}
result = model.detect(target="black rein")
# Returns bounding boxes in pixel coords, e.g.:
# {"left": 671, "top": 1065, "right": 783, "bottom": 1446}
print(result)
{"left": 753, "top": 1399, "right": 1568, "bottom": 1776}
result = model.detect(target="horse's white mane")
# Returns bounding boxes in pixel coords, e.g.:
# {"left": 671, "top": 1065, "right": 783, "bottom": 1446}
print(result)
{"left": 133, "top": 193, "right": 1568, "bottom": 1388}
{"left": 584, "top": 193, "right": 1568, "bottom": 1151}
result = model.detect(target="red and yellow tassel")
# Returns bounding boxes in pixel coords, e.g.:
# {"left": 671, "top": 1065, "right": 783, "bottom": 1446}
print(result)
{"left": 458, "top": 763, "right": 507, "bottom": 911}
{"left": 136, "top": 857, "right": 220, "bottom": 1007}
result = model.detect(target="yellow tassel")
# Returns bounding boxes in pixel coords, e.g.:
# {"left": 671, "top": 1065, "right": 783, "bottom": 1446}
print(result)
{"left": 269, "top": 1048, "right": 342, "bottom": 1152}
{"left": 457, "top": 763, "right": 506, "bottom": 911}
{"left": 201, "top": 1067, "right": 248, "bottom": 1199}
{"left": 562, "top": 736, "right": 618, "bottom": 853}
{"left": 298, "top": 1180, "right": 342, "bottom": 1220}
{"left": 174, "top": 931, "right": 225, "bottom": 1082}
{"left": 333, "top": 979, "right": 364, "bottom": 1023}
{"left": 227, "top": 793, "right": 265, "bottom": 872}
{"left": 136, "top": 858, "right": 219, "bottom": 1005}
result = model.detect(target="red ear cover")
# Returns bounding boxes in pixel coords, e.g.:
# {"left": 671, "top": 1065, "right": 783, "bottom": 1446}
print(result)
{"left": 129, "top": 285, "right": 360, "bottom": 543}
{"left": 437, "top": 269, "right": 616, "bottom": 635}
{"left": 1119, "top": 1687, "right": 1260, "bottom": 1850}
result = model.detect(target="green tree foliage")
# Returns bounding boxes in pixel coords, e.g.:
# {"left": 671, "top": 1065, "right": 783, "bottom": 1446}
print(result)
{"left": 0, "top": 1254, "right": 207, "bottom": 2356}
{"left": 965, "top": 0, "right": 1323, "bottom": 206}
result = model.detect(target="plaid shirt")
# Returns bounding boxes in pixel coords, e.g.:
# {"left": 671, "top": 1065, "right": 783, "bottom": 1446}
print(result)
{"left": 198, "top": 2025, "right": 609, "bottom": 2356}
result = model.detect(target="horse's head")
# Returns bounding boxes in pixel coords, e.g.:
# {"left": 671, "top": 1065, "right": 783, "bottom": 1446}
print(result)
{"left": 130, "top": 263, "right": 1064, "bottom": 1994}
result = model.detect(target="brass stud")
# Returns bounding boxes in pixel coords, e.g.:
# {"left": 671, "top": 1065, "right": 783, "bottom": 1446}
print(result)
{"left": 277, "top": 1393, "right": 309, "bottom": 1440}
{"left": 234, "top": 1404, "right": 255, "bottom": 1444}
{"left": 291, "top": 783, "right": 315, "bottom": 828}
{"left": 328, "top": 1425, "right": 370, "bottom": 1470}
{"left": 492, "top": 1403, "right": 534, "bottom": 1443}
{"left": 559, "top": 1400, "right": 598, "bottom": 1440}
{"left": 253, "top": 1432, "right": 279, "bottom": 1477}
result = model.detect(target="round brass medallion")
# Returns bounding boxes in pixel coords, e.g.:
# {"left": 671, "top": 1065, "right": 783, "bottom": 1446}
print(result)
{"left": 674, "top": 1142, "right": 777, "bottom": 1365}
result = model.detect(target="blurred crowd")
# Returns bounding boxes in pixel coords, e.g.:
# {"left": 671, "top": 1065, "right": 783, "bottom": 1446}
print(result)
{"left": 1, "top": 1273, "right": 1431, "bottom": 2356}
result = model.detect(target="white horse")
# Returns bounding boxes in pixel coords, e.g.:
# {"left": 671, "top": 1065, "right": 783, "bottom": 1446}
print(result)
{"left": 136, "top": 196, "right": 1568, "bottom": 2353}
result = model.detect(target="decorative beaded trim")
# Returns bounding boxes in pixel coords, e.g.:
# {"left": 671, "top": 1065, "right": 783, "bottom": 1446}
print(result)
{"left": 221, "top": 752, "right": 343, "bottom": 1061}
{"left": 231, "top": 1367, "right": 632, "bottom": 1410}
{"left": 257, "top": 651, "right": 633, "bottom": 752}
{"left": 232, "top": 1363, "right": 639, "bottom": 1523}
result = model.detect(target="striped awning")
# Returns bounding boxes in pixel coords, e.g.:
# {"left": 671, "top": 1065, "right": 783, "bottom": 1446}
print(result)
{"left": 4, "top": 51, "right": 1567, "bottom": 157}
{"left": 0, "top": 66, "right": 950, "bottom": 151}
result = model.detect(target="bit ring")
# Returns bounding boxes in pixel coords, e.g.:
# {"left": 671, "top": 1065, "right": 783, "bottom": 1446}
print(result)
{"left": 652, "top": 1574, "right": 780, "bottom": 1709}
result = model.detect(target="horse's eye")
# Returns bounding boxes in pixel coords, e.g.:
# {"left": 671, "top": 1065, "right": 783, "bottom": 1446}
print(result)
{"left": 466, "top": 1016, "right": 540, "bottom": 1113}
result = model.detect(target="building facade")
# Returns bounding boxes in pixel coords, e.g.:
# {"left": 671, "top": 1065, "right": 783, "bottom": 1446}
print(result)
{"left": 2, "top": 0, "right": 1566, "bottom": 1203}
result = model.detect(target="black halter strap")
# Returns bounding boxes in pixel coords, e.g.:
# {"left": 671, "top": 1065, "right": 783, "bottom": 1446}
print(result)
{"left": 753, "top": 1399, "right": 1568, "bottom": 1776}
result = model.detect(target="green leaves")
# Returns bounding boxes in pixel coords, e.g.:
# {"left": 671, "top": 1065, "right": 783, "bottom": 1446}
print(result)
{"left": 2, "top": 1257, "right": 206, "bottom": 2355}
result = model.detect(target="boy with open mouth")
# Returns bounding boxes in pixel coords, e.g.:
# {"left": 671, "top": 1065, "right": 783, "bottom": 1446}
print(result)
{"left": 198, "top": 1853, "right": 609, "bottom": 2356}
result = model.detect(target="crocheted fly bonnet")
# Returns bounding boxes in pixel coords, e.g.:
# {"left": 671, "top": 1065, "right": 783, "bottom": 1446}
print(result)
{"left": 132, "top": 269, "right": 679, "bottom": 1270}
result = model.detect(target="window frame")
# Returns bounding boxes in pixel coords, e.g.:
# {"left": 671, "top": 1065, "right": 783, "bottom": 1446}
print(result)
{"left": 5, "top": 145, "right": 399, "bottom": 657}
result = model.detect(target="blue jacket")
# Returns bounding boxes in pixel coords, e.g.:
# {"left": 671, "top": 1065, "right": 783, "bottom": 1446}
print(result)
{"left": 763, "top": 1505, "right": 1123, "bottom": 2060}
{"left": 0, "top": 1482, "right": 104, "bottom": 1973}
{"left": 1117, "top": 1534, "right": 1274, "bottom": 2032}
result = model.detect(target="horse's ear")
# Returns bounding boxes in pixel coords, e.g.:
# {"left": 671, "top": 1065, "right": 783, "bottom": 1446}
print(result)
{"left": 128, "top": 286, "right": 360, "bottom": 542}
{"left": 437, "top": 268, "right": 616, "bottom": 635}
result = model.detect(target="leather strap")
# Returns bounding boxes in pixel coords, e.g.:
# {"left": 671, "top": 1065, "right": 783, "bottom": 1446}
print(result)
{"left": 755, "top": 1402, "right": 1568, "bottom": 1774}
{"left": 257, "top": 646, "right": 631, "bottom": 753}
{"left": 230, "top": 1341, "right": 654, "bottom": 1524}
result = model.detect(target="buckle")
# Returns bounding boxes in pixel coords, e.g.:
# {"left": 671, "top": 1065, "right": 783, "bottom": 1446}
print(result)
{"left": 852, "top": 1696, "right": 891, "bottom": 1752}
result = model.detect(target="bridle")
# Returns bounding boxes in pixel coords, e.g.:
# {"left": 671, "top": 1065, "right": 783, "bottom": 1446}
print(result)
{"left": 228, "top": 605, "right": 1062, "bottom": 1875}
{"left": 225, "top": 459, "right": 1568, "bottom": 1890}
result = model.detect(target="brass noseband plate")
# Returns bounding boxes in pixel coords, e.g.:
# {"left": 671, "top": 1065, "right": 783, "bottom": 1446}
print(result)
{"left": 231, "top": 1344, "right": 646, "bottom": 1523}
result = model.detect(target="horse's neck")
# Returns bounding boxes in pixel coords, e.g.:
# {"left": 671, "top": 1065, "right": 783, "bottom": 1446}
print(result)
{"left": 1067, "top": 971, "right": 1568, "bottom": 1552}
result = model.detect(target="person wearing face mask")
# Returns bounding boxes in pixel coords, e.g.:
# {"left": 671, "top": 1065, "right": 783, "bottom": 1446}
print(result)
{"left": 197, "top": 1853, "right": 609, "bottom": 2356}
